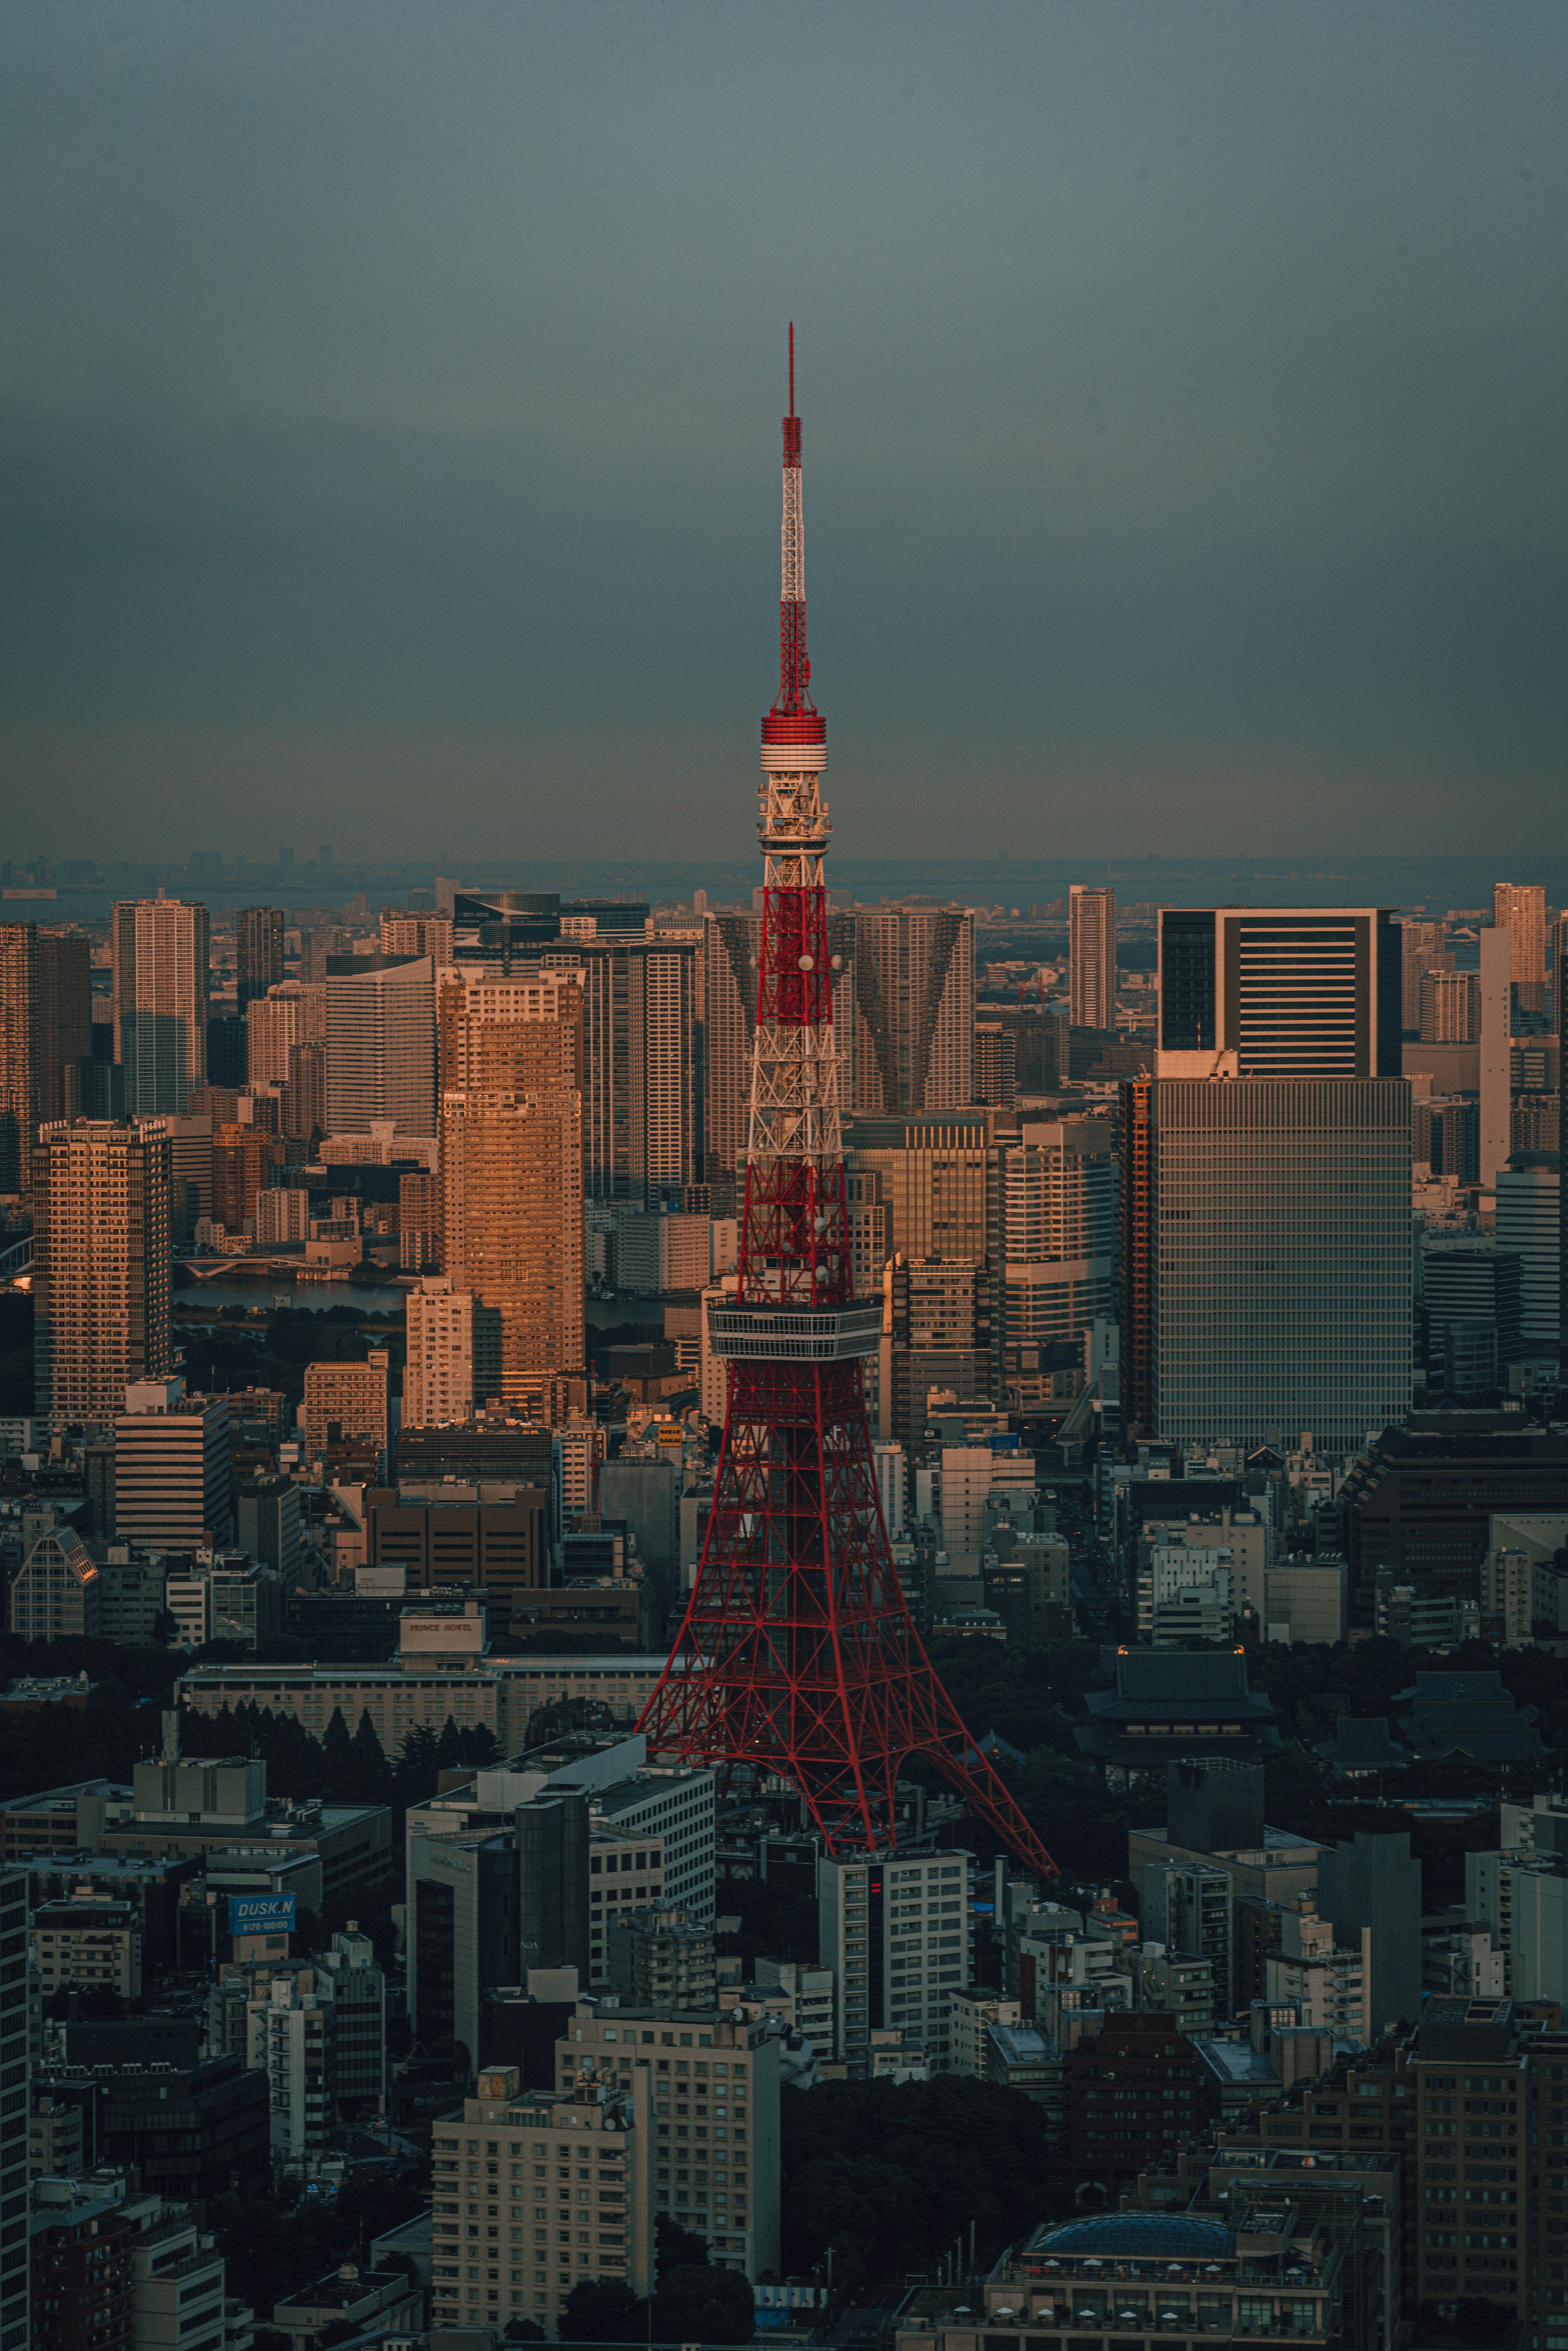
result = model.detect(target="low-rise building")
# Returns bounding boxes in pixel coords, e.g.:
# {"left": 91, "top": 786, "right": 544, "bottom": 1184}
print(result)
{"left": 31, "top": 1892, "right": 142, "bottom": 1998}
{"left": 7, "top": 1524, "right": 103, "bottom": 1642}
{"left": 271, "top": 2259, "right": 421, "bottom": 2351}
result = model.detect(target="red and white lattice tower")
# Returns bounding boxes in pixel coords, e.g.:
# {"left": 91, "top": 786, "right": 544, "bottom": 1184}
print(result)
{"left": 638, "top": 332, "right": 1058, "bottom": 1874}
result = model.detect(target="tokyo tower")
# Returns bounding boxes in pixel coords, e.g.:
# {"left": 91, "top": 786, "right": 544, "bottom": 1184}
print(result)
{"left": 637, "top": 332, "right": 1058, "bottom": 1876}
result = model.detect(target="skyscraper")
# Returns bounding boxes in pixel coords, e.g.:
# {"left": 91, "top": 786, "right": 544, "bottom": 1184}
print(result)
{"left": 381, "top": 909, "right": 455, "bottom": 963}
{"left": 1398, "top": 917, "right": 1448, "bottom": 1032}
{"left": 1137, "top": 905, "right": 1411, "bottom": 1452}
{"left": 235, "top": 907, "right": 285, "bottom": 1007}
{"left": 1151, "top": 1076, "right": 1411, "bottom": 1451}
{"left": 113, "top": 898, "right": 210, "bottom": 1113}
{"left": 851, "top": 907, "right": 973, "bottom": 1113}
{"left": 1000, "top": 1119, "right": 1117, "bottom": 1395}
{"left": 1157, "top": 905, "right": 1402, "bottom": 1078}
{"left": 1419, "top": 967, "right": 1479, "bottom": 1043}
{"left": 512, "top": 934, "right": 699, "bottom": 1205}
{"left": 32, "top": 1119, "right": 172, "bottom": 1421}
{"left": 324, "top": 952, "right": 436, "bottom": 1137}
{"left": 1069, "top": 884, "right": 1116, "bottom": 1030}
{"left": 36, "top": 929, "right": 91, "bottom": 1126}
{"left": 1494, "top": 882, "right": 1547, "bottom": 1016}
{"left": 439, "top": 967, "right": 586, "bottom": 1402}
{"left": 245, "top": 980, "right": 325, "bottom": 1086}
{"left": 0, "top": 924, "right": 37, "bottom": 1194}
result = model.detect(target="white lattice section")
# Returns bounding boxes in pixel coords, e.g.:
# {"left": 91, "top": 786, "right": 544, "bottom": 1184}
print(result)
{"left": 746, "top": 766, "right": 843, "bottom": 1177}
{"left": 782, "top": 467, "right": 804, "bottom": 604}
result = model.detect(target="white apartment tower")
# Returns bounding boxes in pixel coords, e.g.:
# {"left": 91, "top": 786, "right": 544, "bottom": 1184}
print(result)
{"left": 819, "top": 1849, "right": 974, "bottom": 2075}
{"left": 404, "top": 1277, "right": 499, "bottom": 1429}
{"left": 1069, "top": 884, "right": 1116, "bottom": 1031}
{"left": 325, "top": 952, "right": 437, "bottom": 1138}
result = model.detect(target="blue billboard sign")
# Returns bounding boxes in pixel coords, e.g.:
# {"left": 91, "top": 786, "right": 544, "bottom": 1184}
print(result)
{"left": 228, "top": 1894, "right": 296, "bottom": 1938}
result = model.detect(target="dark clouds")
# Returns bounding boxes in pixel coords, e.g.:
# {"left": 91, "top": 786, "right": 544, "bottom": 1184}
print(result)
{"left": 1, "top": 0, "right": 1565, "bottom": 860}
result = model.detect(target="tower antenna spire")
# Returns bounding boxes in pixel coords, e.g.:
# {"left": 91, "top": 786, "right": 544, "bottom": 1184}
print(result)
{"left": 636, "top": 344, "right": 1060, "bottom": 1883}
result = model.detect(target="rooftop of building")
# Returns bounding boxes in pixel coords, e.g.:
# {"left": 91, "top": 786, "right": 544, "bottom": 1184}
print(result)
{"left": 1025, "top": 2214, "right": 1236, "bottom": 2260}
{"left": 272, "top": 2264, "right": 414, "bottom": 2316}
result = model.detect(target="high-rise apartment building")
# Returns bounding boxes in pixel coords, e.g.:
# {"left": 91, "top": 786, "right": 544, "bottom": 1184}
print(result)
{"left": 381, "top": 909, "right": 455, "bottom": 963}
{"left": 439, "top": 969, "right": 586, "bottom": 1397}
{"left": 442, "top": 1094, "right": 585, "bottom": 1399}
{"left": 325, "top": 952, "right": 436, "bottom": 1137}
{"left": 1000, "top": 1119, "right": 1117, "bottom": 1372}
{"left": 1399, "top": 918, "right": 1448, "bottom": 1032}
{"left": 112, "top": 898, "right": 210, "bottom": 1112}
{"left": 212, "top": 1123, "right": 283, "bottom": 1233}
{"left": 31, "top": 1119, "right": 172, "bottom": 1421}
{"left": 284, "top": 1036, "right": 326, "bottom": 1145}
{"left": 819, "top": 1850, "right": 975, "bottom": 2073}
{"left": 36, "top": 930, "right": 92, "bottom": 1128}
{"left": 1157, "top": 905, "right": 1402, "bottom": 1079}
{"left": 399, "top": 1166, "right": 441, "bottom": 1271}
{"left": 404, "top": 1277, "right": 500, "bottom": 1427}
{"left": 246, "top": 980, "right": 325, "bottom": 1086}
{"left": 236, "top": 907, "right": 284, "bottom": 1007}
{"left": 851, "top": 907, "right": 973, "bottom": 1114}
{"left": 1494, "top": 882, "right": 1548, "bottom": 1016}
{"left": 1069, "top": 884, "right": 1116, "bottom": 1030}
{"left": 702, "top": 911, "right": 760, "bottom": 1188}
{"left": 0, "top": 925, "right": 36, "bottom": 1194}
{"left": 1420, "top": 967, "right": 1480, "bottom": 1044}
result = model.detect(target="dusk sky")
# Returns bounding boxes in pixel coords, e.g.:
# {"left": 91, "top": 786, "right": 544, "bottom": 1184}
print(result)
{"left": 3, "top": 1, "right": 1565, "bottom": 865}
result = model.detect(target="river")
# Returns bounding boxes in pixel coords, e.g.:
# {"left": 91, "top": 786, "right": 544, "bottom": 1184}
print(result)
{"left": 173, "top": 1275, "right": 410, "bottom": 1316}
{"left": 171, "top": 1279, "right": 671, "bottom": 1324}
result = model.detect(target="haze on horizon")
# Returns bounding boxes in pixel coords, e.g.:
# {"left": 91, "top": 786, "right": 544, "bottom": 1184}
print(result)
{"left": 2, "top": 0, "right": 1565, "bottom": 867}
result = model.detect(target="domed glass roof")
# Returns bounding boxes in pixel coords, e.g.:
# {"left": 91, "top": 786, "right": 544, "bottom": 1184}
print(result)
{"left": 1029, "top": 2216, "right": 1235, "bottom": 2258}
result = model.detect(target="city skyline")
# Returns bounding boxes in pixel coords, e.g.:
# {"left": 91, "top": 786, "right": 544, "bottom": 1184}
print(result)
{"left": 3, "top": 2, "right": 1565, "bottom": 864}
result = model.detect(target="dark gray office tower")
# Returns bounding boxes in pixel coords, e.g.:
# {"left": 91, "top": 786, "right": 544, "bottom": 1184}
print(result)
{"left": 516, "top": 1787, "right": 590, "bottom": 1978}
{"left": 36, "top": 930, "right": 91, "bottom": 1125}
{"left": 1157, "top": 905, "right": 1403, "bottom": 1079}
{"left": 1144, "top": 905, "right": 1411, "bottom": 1450}
{"left": 236, "top": 906, "right": 284, "bottom": 1007}
{"left": 1422, "top": 1246, "right": 1523, "bottom": 1378}
{"left": 1166, "top": 1756, "right": 1265, "bottom": 1856}
{"left": 1316, "top": 1830, "right": 1422, "bottom": 2035}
